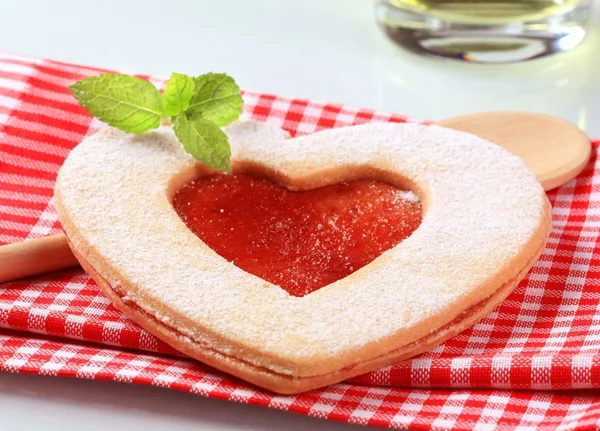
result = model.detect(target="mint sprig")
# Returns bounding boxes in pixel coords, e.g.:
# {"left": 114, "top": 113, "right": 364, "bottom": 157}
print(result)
{"left": 69, "top": 71, "right": 244, "bottom": 171}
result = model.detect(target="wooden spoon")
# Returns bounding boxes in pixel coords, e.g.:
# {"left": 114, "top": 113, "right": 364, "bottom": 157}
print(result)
{"left": 0, "top": 111, "right": 591, "bottom": 284}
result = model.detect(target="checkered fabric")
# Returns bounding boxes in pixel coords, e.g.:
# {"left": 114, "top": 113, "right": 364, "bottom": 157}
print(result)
{"left": 1, "top": 52, "right": 600, "bottom": 430}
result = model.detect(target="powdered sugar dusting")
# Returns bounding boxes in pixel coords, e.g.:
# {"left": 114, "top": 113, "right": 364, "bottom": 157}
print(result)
{"left": 54, "top": 121, "right": 549, "bottom": 376}
{"left": 394, "top": 190, "right": 419, "bottom": 203}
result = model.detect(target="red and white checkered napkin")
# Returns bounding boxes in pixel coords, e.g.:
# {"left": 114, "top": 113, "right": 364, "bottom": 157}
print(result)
{"left": 1, "top": 52, "right": 600, "bottom": 430}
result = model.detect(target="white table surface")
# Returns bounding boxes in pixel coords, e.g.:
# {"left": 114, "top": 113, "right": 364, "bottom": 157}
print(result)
{"left": 0, "top": 1, "right": 599, "bottom": 430}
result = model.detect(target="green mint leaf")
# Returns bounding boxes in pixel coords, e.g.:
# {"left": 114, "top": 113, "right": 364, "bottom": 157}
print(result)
{"left": 162, "top": 72, "right": 195, "bottom": 117}
{"left": 173, "top": 113, "right": 232, "bottom": 172}
{"left": 187, "top": 73, "right": 243, "bottom": 127}
{"left": 70, "top": 74, "right": 163, "bottom": 134}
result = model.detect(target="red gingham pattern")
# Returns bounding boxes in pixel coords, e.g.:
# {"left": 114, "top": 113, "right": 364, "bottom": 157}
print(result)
{"left": 1, "top": 52, "right": 600, "bottom": 430}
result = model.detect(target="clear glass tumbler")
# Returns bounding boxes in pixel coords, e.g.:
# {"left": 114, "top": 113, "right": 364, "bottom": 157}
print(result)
{"left": 375, "top": 0, "right": 593, "bottom": 63}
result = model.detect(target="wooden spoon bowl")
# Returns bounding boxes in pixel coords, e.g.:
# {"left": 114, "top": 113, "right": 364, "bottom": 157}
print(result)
{"left": 437, "top": 111, "right": 591, "bottom": 191}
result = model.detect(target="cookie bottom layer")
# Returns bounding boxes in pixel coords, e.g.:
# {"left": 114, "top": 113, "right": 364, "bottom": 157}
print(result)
{"left": 68, "top": 237, "right": 547, "bottom": 394}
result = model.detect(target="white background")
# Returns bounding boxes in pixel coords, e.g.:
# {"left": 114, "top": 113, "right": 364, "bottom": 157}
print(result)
{"left": 0, "top": 1, "right": 599, "bottom": 430}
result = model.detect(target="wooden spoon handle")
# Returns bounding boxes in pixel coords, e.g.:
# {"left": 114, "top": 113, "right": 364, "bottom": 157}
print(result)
{"left": 0, "top": 233, "right": 79, "bottom": 283}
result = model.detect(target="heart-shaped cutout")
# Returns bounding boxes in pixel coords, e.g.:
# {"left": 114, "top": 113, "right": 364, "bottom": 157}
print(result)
{"left": 172, "top": 172, "right": 422, "bottom": 297}
{"left": 55, "top": 120, "right": 551, "bottom": 394}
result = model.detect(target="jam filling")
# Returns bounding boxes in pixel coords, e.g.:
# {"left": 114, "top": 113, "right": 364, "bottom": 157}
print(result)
{"left": 173, "top": 172, "right": 422, "bottom": 297}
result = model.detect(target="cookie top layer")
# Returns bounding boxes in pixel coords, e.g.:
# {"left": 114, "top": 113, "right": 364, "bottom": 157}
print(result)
{"left": 54, "top": 121, "right": 550, "bottom": 377}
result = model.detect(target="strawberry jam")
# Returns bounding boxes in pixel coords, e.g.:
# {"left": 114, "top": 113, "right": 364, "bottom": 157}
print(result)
{"left": 173, "top": 172, "right": 422, "bottom": 297}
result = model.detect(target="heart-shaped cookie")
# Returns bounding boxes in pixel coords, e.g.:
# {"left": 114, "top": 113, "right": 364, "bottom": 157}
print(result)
{"left": 54, "top": 121, "right": 552, "bottom": 394}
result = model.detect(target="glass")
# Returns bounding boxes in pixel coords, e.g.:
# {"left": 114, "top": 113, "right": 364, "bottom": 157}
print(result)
{"left": 375, "top": 0, "right": 593, "bottom": 63}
